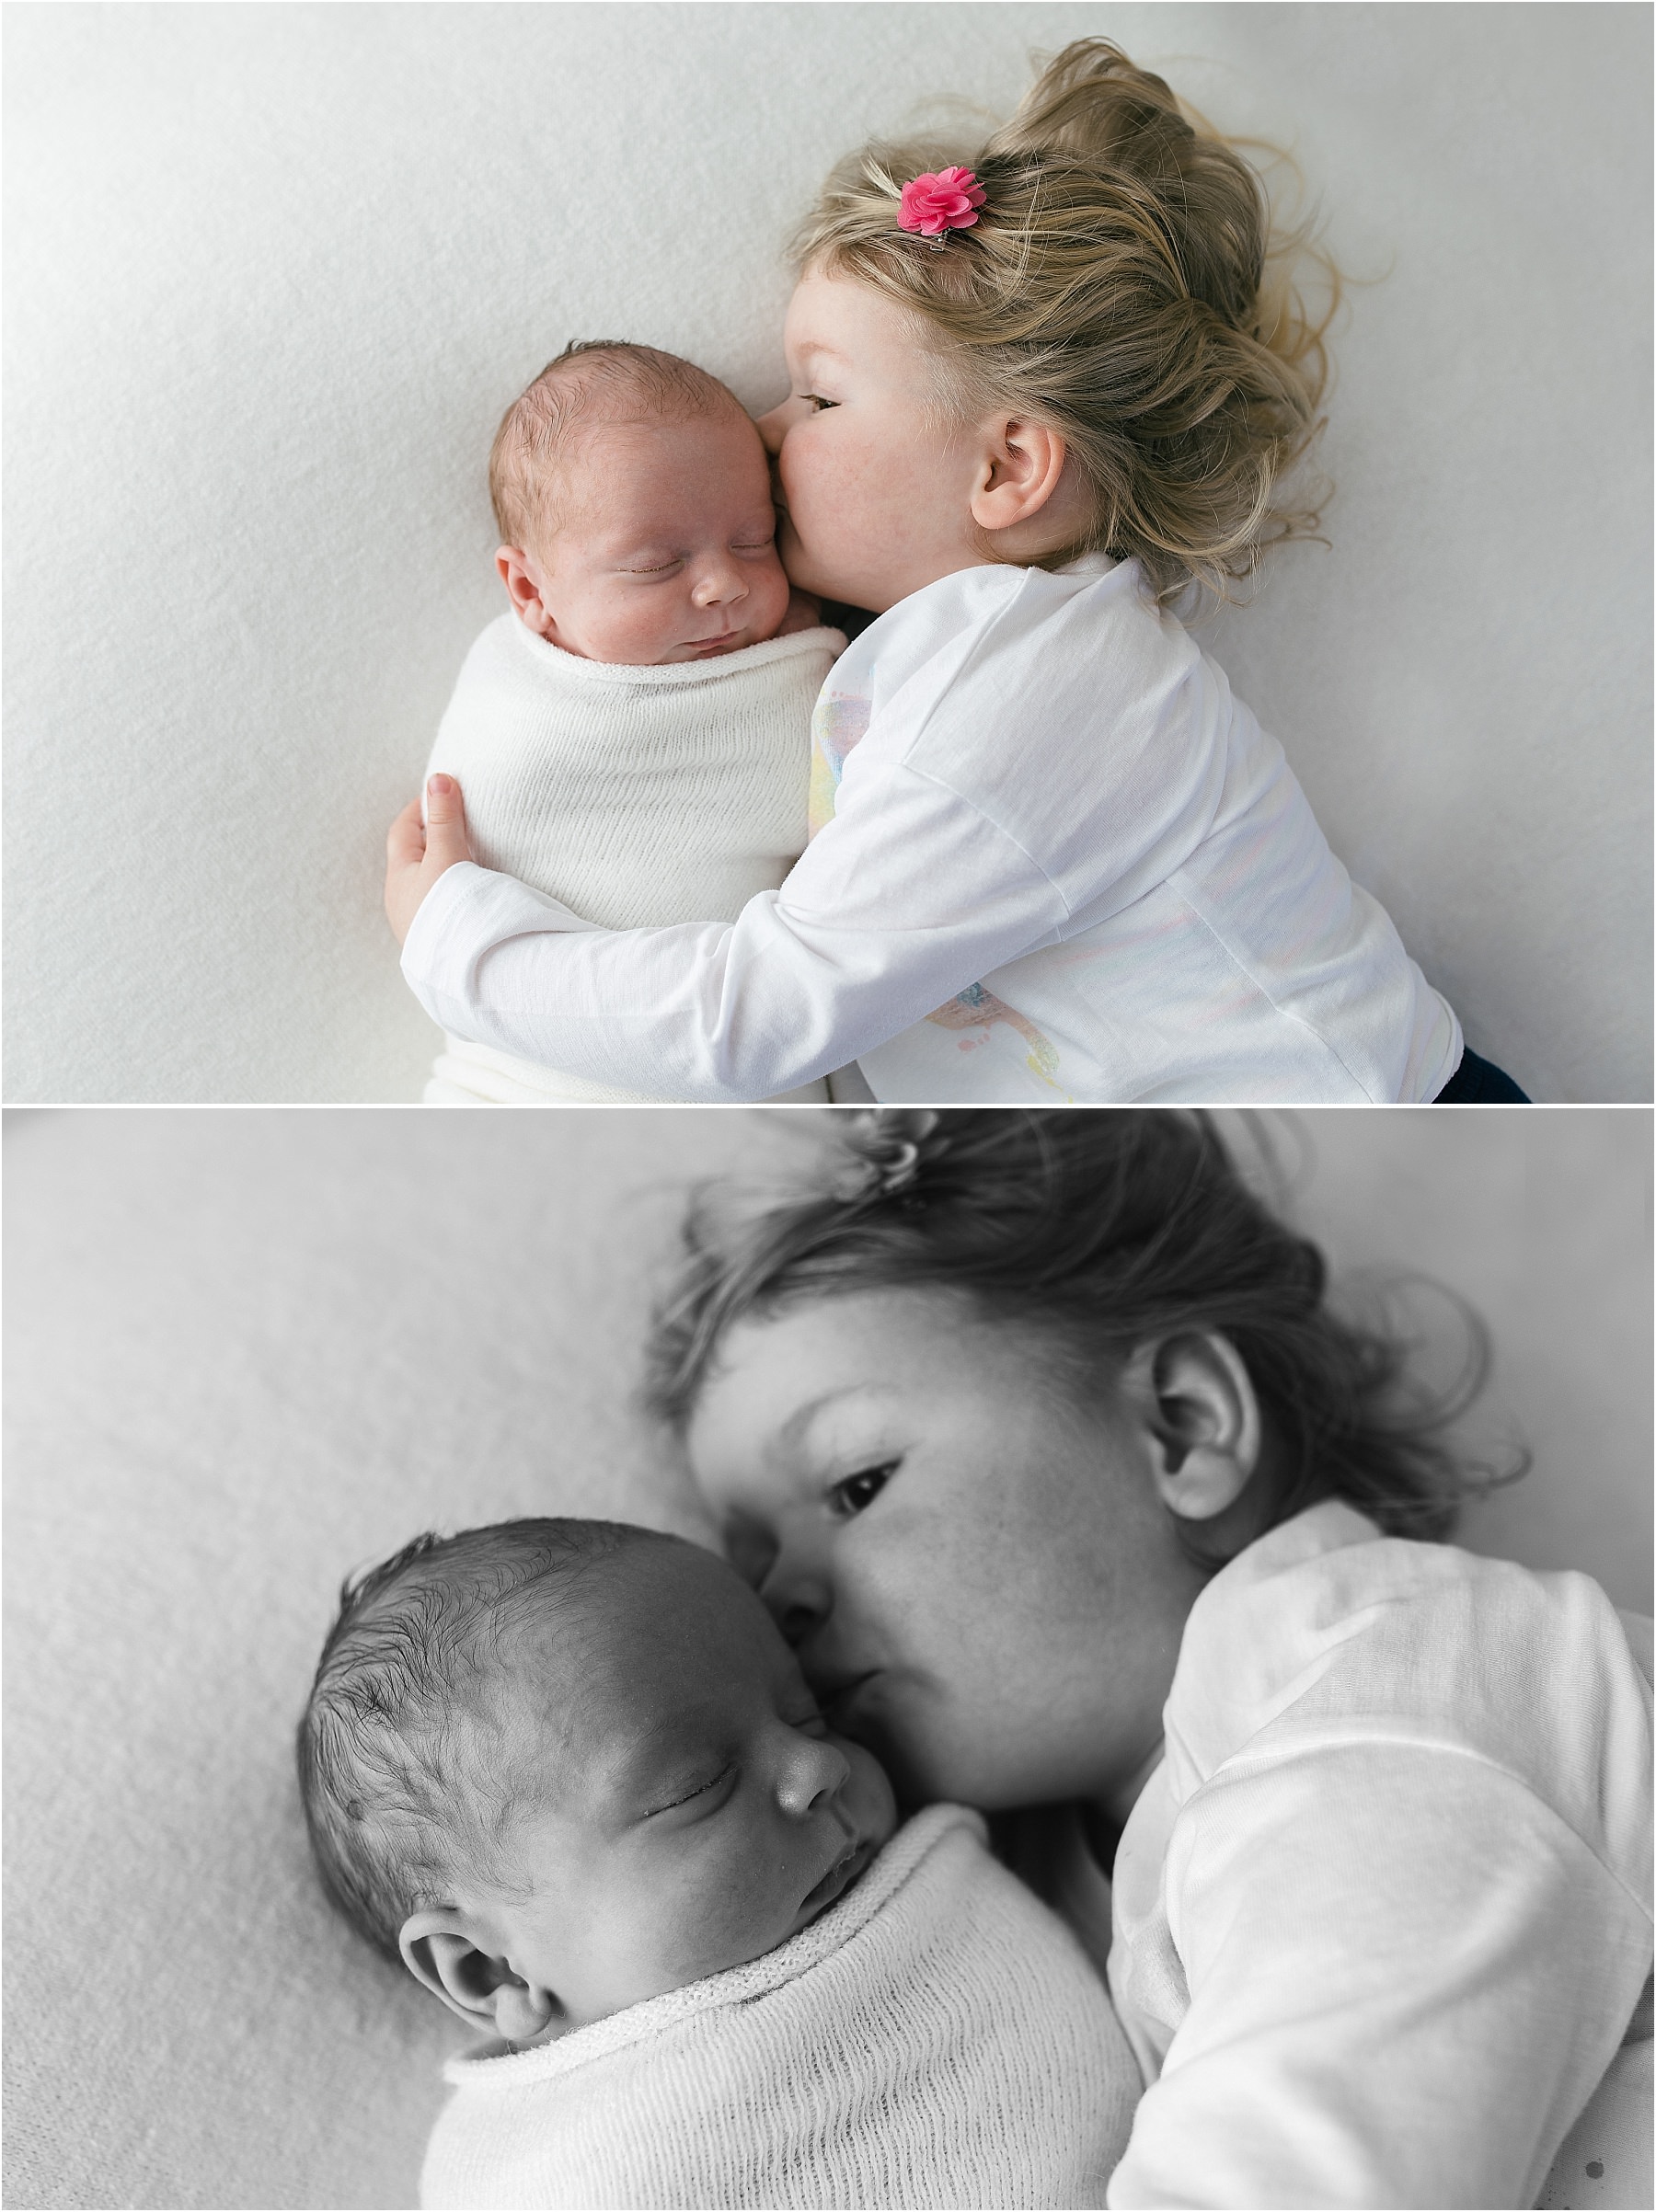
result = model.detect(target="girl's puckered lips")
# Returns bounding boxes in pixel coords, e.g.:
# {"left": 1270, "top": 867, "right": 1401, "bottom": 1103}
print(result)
{"left": 816, "top": 1669, "right": 880, "bottom": 1725}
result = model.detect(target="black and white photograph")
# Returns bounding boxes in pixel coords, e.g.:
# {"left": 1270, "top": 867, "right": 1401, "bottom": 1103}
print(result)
{"left": 4, "top": 1106, "right": 1652, "bottom": 2207}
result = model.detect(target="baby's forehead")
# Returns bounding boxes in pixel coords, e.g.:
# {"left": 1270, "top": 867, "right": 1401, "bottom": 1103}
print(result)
{"left": 454, "top": 1551, "right": 784, "bottom": 1845}
{"left": 490, "top": 1539, "right": 785, "bottom": 1737}
{"left": 563, "top": 399, "right": 756, "bottom": 478}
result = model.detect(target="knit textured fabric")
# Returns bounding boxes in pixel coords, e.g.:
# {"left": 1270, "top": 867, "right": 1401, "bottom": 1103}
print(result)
{"left": 420, "top": 1804, "right": 1139, "bottom": 2210}
{"left": 421, "top": 612, "right": 841, "bottom": 1100}
{"left": 427, "top": 613, "right": 842, "bottom": 926}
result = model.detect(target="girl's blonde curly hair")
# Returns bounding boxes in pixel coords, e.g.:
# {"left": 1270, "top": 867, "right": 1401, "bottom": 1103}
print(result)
{"left": 793, "top": 40, "right": 1340, "bottom": 608}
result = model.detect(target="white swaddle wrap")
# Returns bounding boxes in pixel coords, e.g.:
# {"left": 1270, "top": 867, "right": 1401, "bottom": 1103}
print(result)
{"left": 420, "top": 1804, "right": 1139, "bottom": 2210}
{"left": 422, "top": 613, "right": 842, "bottom": 1103}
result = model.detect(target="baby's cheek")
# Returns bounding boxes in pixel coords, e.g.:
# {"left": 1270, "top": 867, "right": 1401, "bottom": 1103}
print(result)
{"left": 753, "top": 557, "right": 794, "bottom": 638}
{"left": 592, "top": 594, "right": 691, "bottom": 665}
{"left": 844, "top": 1738, "right": 899, "bottom": 1848}
{"left": 665, "top": 1825, "right": 803, "bottom": 1977}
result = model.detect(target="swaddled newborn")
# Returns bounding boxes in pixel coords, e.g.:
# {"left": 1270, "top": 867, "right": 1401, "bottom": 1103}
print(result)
{"left": 423, "top": 342, "right": 844, "bottom": 1104}
{"left": 297, "top": 1519, "right": 1139, "bottom": 2211}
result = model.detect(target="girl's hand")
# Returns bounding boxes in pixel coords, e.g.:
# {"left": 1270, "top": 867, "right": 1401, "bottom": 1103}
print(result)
{"left": 385, "top": 774, "right": 473, "bottom": 946}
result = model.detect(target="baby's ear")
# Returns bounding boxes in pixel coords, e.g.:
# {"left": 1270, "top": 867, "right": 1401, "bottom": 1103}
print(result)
{"left": 496, "top": 546, "right": 555, "bottom": 637}
{"left": 399, "top": 1910, "right": 562, "bottom": 2046}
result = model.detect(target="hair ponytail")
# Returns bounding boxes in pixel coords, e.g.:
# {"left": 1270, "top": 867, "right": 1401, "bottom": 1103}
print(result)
{"left": 793, "top": 39, "right": 1341, "bottom": 609}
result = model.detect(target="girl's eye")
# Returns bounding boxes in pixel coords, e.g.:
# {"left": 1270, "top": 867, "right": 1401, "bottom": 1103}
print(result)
{"left": 799, "top": 394, "right": 837, "bottom": 413}
{"left": 827, "top": 1462, "right": 895, "bottom": 1519}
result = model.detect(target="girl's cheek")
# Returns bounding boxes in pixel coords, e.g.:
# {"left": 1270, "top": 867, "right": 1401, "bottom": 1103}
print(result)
{"left": 781, "top": 421, "right": 840, "bottom": 504}
{"left": 782, "top": 448, "right": 856, "bottom": 566}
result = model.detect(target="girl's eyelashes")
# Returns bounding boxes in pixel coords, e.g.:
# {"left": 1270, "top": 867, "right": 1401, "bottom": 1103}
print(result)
{"left": 797, "top": 393, "right": 838, "bottom": 412}
{"left": 826, "top": 1461, "right": 897, "bottom": 1519}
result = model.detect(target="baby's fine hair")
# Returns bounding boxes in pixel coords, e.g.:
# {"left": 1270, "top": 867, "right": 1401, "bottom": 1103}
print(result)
{"left": 646, "top": 1111, "right": 1513, "bottom": 1552}
{"left": 489, "top": 340, "right": 743, "bottom": 550}
{"left": 296, "top": 1516, "right": 663, "bottom": 1958}
{"left": 796, "top": 39, "right": 1338, "bottom": 606}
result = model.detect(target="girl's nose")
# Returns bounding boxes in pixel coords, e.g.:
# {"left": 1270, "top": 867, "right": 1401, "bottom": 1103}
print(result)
{"left": 754, "top": 402, "right": 788, "bottom": 456}
{"left": 774, "top": 1728, "right": 851, "bottom": 1820}
{"left": 724, "top": 1514, "right": 776, "bottom": 1591}
{"left": 758, "top": 1549, "right": 831, "bottom": 1648}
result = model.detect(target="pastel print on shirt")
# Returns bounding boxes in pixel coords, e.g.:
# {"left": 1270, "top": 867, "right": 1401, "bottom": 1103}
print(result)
{"left": 808, "top": 691, "right": 872, "bottom": 840}
{"left": 808, "top": 688, "right": 1067, "bottom": 1094}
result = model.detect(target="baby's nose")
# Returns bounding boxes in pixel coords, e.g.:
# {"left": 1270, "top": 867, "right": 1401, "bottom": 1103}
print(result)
{"left": 776, "top": 1731, "right": 851, "bottom": 1819}
{"left": 692, "top": 563, "right": 746, "bottom": 607}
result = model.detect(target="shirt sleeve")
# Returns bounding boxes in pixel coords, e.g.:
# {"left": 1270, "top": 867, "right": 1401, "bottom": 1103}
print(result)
{"left": 1105, "top": 1739, "right": 1654, "bottom": 2211}
{"left": 399, "top": 751, "right": 1072, "bottom": 1101}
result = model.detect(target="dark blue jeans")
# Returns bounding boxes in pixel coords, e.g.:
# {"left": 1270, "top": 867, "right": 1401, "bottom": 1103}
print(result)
{"left": 1434, "top": 1048, "right": 1530, "bottom": 1102}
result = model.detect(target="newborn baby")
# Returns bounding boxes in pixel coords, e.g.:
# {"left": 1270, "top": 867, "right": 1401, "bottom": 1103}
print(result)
{"left": 422, "top": 342, "right": 844, "bottom": 1104}
{"left": 297, "top": 1519, "right": 1139, "bottom": 2211}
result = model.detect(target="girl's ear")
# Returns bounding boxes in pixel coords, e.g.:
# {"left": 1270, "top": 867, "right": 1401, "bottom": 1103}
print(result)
{"left": 1127, "top": 1333, "right": 1261, "bottom": 1521}
{"left": 400, "top": 1909, "right": 563, "bottom": 2046}
{"left": 968, "top": 418, "right": 1070, "bottom": 534}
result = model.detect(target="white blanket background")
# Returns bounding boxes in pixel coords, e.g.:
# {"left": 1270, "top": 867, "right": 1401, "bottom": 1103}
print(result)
{"left": 4, "top": 5, "right": 1650, "bottom": 1102}
{"left": 3, "top": 1106, "right": 1650, "bottom": 2208}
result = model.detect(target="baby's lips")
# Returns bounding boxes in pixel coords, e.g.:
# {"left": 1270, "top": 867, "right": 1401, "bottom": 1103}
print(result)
{"left": 799, "top": 1830, "right": 861, "bottom": 1917}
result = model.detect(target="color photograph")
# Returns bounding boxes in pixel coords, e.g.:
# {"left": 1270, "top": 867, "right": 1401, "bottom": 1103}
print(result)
{"left": 5, "top": 3, "right": 1650, "bottom": 1102}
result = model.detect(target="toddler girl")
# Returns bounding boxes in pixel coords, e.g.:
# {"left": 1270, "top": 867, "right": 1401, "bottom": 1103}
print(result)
{"left": 647, "top": 1107, "right": 1651, "bottom": 2207}
{"left": 297, "top": 1518, "right": 1138, "bottom": 2208}
{"left": 421, "top": 340, "right": 842, "bottom": 1103}
{"left": 388, "top": 40, "right": 1526, "bottom": 1104}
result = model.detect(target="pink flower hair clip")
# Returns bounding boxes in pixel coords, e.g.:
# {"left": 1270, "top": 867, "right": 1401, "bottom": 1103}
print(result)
{"left": 897, "top": 166, "right": 986, "bottom": 246}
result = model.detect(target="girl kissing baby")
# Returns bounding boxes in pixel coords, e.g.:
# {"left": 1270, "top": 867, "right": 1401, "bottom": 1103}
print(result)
{"left": 388, "top": 39, "right": 1528, "bottom": 1105}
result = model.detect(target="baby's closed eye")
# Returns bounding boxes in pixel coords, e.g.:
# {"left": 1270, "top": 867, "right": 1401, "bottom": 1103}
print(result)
{"left": 644, "top": 1762, "right": 735, "bottom": 1817}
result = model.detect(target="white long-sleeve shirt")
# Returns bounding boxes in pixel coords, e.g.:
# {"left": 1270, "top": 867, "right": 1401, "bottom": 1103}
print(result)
{"left": 401, "top": 557, "right": 1462, "bottom": 1104}
{"left": 1082, "top": 1502, "right": 1653, "bottom": 2210}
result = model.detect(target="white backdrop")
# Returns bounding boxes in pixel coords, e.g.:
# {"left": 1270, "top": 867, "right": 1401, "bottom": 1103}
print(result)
{"left": 5, "top": 3, "right": 1650, "bottom": 1102}
{"left": 4, "top": 1104, "right": 1650, "bottom": 2207}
